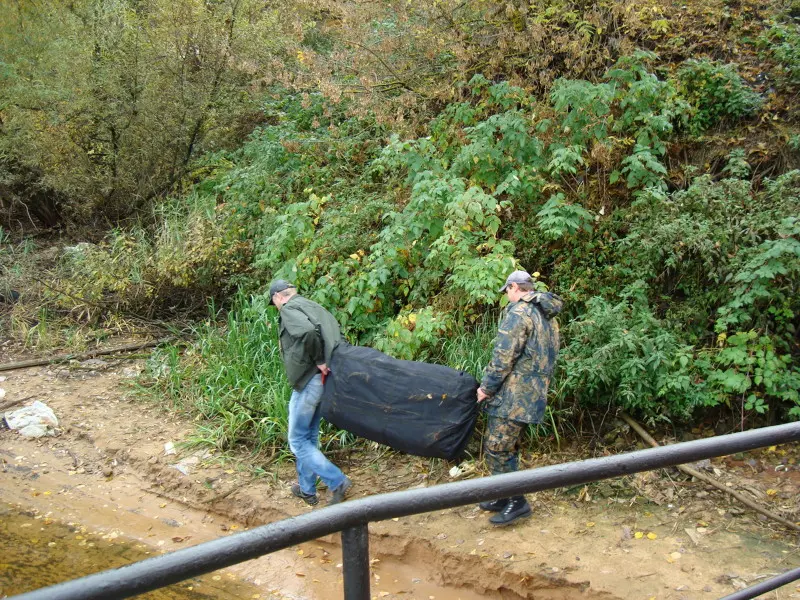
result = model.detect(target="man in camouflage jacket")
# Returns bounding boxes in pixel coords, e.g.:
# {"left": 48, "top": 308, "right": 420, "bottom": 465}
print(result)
{"left": 477, "top": 269, "right": 563, "bottom": 526}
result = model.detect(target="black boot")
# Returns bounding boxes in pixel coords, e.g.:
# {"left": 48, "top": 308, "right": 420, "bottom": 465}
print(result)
{"left": 489, "top": 496, "right": 531, "bottom": 526}
{"left": 479, "top": 498, "right": 509, "bottom": 512}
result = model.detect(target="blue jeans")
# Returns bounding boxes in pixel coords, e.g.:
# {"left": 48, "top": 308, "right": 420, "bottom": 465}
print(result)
{"left": 288, "top": 374, "right": 346, "bottom": 495}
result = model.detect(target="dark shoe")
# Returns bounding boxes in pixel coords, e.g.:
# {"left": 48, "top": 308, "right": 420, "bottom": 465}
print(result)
{"left": 328, "top": 476, "right": 352, "bottom": 505}
{"left": 489, "top": 496, "right": 531, "bottom": 526}
{"left": 479, "top": 498, "right": 509, "bottom": 512}
{"left": 291, "top": 483, "right": 318, "bottom": 506}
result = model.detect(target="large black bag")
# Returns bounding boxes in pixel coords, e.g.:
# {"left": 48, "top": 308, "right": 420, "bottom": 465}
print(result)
{"left": 320, "top": 343, "right": 479, "bottom": 461}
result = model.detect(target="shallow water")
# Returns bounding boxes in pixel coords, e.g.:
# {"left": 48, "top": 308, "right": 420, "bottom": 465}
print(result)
{"left": 0, "top": 504, "right": 263, "bottom": 599}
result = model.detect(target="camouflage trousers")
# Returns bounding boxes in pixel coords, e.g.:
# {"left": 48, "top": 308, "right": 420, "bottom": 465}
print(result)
{"left": 483, "top": 416, "right": 525, "bottom": 475}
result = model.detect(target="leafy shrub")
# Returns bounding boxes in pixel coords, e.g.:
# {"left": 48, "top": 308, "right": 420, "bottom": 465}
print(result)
{"left": 559, "top": 283, "right": 704, "bottom": 422}
{"left": 759, "top": 22, "right": 800, "bottom": 88}
{"left": 621, "top": 169, "right": 800, "bottom": 339}
{"left": 701, "top": 330, "right": 800, "bottom": 420}
{"left": 374, "top": 307, "right": 453, "bottom": 361}
{"left": 536, "top": 193, "right": 594, "bottom": 240}
{"left": 552, "top": 50, "right": 690, "bottom": 192}
{"left": 676, "top": 59, "right": 762, "bottom": 134}
{"left": 614, "top": 171, "right": 800, "bottom": 421}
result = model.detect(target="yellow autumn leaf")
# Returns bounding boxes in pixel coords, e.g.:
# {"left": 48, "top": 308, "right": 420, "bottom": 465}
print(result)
{"left": 647, "top": 532, "right": 657, "bottom": 540}
{"left": 634, "top": 531, "right": 644, "bottom": 539}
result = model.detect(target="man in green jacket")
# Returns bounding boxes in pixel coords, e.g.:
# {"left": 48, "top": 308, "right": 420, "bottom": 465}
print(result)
{"left": 477, "top": 270, "right": 563, "bottom": 526}
{"left": 270, "top": 279, "right": 352, "bottom": 506}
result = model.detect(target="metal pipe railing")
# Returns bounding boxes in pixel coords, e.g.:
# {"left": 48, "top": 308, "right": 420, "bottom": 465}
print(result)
{"left": 9, "top": 422, "right": 800, "bottom": 600}
{"left": 719, "top": 567, "right": 800, "bottom": 600}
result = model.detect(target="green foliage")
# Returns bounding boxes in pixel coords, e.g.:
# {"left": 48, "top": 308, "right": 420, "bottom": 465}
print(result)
{"left": 676, "top": 59, "right": 762, "bottom": 134}
{"left": 374, "top": 308, "right": 453, "bottom": 361}
{"left": 621, "top": 170, "right": 800, "bottom": 340}
{"left": 536, "top": 193, "right": 594, "bottom": 240}
{"left": 619, "top": 146, "right": 669, "bottom": 190}
{"left": 610, "top": 170, "right": 800, "bottom": 420}
{"left": 759, "top": 22, "right": 800, "bottom": 88}
{"left": 141, "top": 295, "right": 290, "bottom": 456}
{"left": 0, "top": 0, "right": 293, "bottom": 226}
{"left": 717, "top": 214, "right": 800, "bottom": 335}
{"left": 551, "top": 51, "right": 689, "bottom": 192}
{"left": 703, "top": 331, "right": 800, "bottom": 419}
{"left": 29, "top": 44, "right": 800, "bottom": 431}
{"left": 559, "top": 283, "right": 703, "bottom": 421}
{"left": 48, "top": 192, "right": 251, "bottom": 320}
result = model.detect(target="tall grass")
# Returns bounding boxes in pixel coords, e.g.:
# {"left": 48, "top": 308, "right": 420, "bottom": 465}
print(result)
{"left": 434, "top": 318, "right": 496, "bottom": 379}
{"left": 142, "top": 293, "right": 293, "bottom": 458}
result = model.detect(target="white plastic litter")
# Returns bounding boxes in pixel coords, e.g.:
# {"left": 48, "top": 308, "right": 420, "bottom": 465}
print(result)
{"left": 4, "top": 400, "right": 59, "bottom": 438}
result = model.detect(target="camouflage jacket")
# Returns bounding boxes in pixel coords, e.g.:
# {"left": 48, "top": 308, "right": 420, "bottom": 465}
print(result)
{"left": 480, "top": 291, "right": 563, "bottom": 424}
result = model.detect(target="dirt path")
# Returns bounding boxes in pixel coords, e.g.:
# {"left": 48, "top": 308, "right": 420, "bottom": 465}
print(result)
{"left": 1, "top": 358, "right": 799, "bottom": 600}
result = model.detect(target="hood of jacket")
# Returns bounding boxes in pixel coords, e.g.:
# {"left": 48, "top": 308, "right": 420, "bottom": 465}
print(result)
{"left": 523, "top": 291, "right": 563, "bottom": 319}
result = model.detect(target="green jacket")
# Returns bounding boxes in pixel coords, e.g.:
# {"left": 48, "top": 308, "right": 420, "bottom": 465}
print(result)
{"left": 480, "top": 291, "right": 563, "bottom": 424}
{"left": 278, "top": 295, "right": 343, "bottom": 391}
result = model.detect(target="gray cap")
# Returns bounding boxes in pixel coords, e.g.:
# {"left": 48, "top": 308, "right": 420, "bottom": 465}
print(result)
{"left": 268, "top": 279, "right": 296, "bottom": 303}
{"left": 499, "top": 270, "right": 533, "bottom": 293}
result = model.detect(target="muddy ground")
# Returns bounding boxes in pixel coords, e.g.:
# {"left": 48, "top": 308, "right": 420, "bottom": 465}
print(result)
{"left": 1, "top": 350, "right": 799, "bottom": 600}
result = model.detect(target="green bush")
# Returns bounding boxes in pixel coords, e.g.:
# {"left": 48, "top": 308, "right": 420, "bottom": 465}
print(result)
{"left": 701, "top": 330, "right": 800, "bottom": 420}
{"left": 559, "top": 283, "right": 704, "bottom": 422}
{"left": 676, "top": 59, "right": 762, "bottom": 134}
{"left": 759, "top": 22, "right": 800, "bottom": 88}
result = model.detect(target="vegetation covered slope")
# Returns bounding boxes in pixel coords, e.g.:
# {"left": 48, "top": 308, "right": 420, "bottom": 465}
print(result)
{"left": 2, "top": 0, "right": 799, "bottom": 452}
